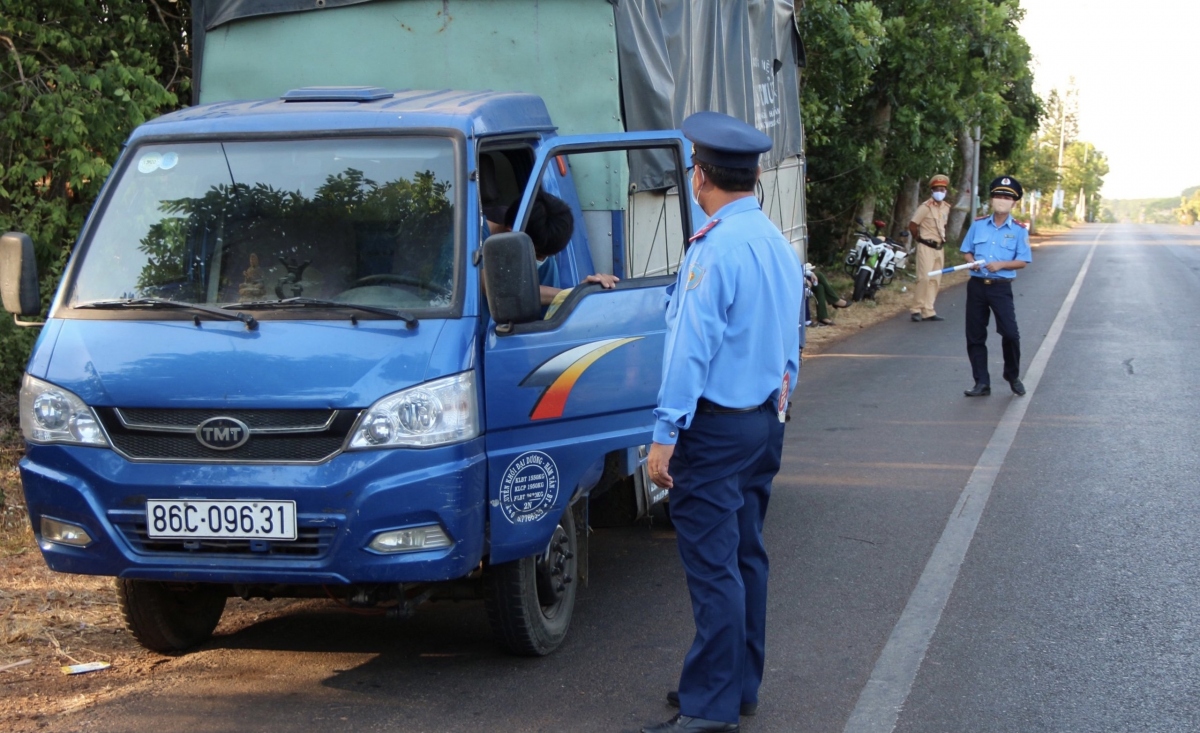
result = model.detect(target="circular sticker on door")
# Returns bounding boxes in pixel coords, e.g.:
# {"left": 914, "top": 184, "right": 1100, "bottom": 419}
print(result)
{"left": 498, "top": 451, "right": 560, "bottom": 524}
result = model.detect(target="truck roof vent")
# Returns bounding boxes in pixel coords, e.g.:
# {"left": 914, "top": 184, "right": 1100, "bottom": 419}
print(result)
{"left": 281, "top": 86, "right": 394, "bottom": 103}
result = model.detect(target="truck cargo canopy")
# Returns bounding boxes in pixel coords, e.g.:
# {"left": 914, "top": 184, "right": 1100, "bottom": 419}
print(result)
{"left": 192, "top": 0, "right": 803, "bottom": 190}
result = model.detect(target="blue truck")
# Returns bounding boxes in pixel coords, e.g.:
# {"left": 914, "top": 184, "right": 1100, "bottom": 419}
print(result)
{"left": 1, "top": 0, "right": 806, "bottom": 656}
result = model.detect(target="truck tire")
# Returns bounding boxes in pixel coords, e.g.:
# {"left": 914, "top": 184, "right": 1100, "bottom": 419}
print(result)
{"left": 852, "top": 269, "right": 872, "bottom": 302}
{"left": 483, "top": 507, "right": 578, "bottom": 656}
{"left": 116, "top": 579, "right": 227, "bottom": 653}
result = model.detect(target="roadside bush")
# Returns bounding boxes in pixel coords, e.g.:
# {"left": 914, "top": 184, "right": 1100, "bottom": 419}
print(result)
{"left": 0, "top": 0, "right": 190, "bottom": 391}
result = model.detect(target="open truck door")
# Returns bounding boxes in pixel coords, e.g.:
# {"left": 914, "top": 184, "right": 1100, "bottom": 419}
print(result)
{"left": 478, "top": 132, "right": 692, "bottom": 654}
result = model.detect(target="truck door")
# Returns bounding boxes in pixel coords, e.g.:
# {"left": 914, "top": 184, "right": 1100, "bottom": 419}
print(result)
{"left": 481, "top": 132, "right": 693, "bottom": 564}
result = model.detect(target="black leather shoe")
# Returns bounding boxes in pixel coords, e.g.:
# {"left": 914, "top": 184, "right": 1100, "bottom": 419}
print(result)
{"left": 641, "top": 714, "right": 739, "bottom": 733}
{"left": 667, "top": 691, "right": 757, "bottom": 716}
{"left": 925, "top": 314, "right": 945, "bottom": 321}
{"left": 1008, "top": 378, "right": 1026, "bottom": 396}
{"left": 911, "top": 313, "right": 923, "bottom": 322}
{"left": 964, "top": 383, "right": 991, "bottom": 397}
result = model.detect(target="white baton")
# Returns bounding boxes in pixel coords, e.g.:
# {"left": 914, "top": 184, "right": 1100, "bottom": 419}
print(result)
{"left": 927, "top": 260, "right": 984, "bottom": 277}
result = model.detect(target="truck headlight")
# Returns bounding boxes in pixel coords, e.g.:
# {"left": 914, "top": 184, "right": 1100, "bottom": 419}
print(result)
{"left": 19, "top": 375, "right": 109, "bottom": 446}
{"left": 348, "top": 371, "right": 479, "bottom": 449}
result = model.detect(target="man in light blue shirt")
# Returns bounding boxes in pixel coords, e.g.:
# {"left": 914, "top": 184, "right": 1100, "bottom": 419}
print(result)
{"left": 642, "top": 112, "right": 803, "bottom": 733}
{"left": 960, "top": 175, "right": 1033, "bottom": 397}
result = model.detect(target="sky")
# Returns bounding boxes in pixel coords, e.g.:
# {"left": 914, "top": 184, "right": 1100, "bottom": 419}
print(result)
{"left": 1018, "top": 0, "right": 1200, "bottom": 200}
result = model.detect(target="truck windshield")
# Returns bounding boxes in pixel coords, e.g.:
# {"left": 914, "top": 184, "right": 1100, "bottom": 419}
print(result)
{"left": 68, "top": 138, "right": 458, "bottom": 315}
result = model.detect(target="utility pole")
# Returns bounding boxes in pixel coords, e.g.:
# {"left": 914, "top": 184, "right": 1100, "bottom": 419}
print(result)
{"left": 969, "top": 124, "right": 982, "bottom": 220}
{"left": 1054, "top": 96, "right": 1065, "bottom": 211}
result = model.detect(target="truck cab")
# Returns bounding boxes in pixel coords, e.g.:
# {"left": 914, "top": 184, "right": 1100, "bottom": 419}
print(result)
{"left": 4, "top": 87, "right": 694, "bottom": 655}
{"left": 5, "top": 0, "right": 807, "bottom": 656}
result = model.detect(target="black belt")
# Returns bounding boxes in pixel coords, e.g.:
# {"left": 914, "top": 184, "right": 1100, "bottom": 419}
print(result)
{"left": 973, "top": 277, "right": 1010, "bottom": 286}
{"left": 919, "top": 238, "right": 944, "bottom": 250}
{"left": 697, "top": 397, "right": 769, "bottom": 414}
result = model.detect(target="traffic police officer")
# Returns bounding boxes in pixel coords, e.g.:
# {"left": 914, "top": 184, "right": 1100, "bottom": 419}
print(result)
{"left": 908, "top": 173, "right": 952, "bottom": 322}
{"left": 961, "top": 175, "right": 1033, "bottom": 397}
{"left": 644, "top": 111, "right": 803, "bottom": 733}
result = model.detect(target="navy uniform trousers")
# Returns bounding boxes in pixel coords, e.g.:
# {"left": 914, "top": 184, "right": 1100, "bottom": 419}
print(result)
{"left": 965, "top": 276, "right": 1021, "bottom": 385}
{"left": 668, "top": 402, "right": 785, "bottom": 724}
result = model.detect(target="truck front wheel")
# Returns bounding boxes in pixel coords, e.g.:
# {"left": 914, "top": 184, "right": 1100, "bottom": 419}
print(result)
{"left": 483, "top": 508, "right": 578, "bottom": 656}
{"left": 116, "top": 579, "right": 227, "bottom": 653}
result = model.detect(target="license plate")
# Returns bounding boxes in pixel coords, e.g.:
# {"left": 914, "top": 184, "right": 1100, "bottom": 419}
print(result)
{"left": 146, "top": 500, "right": 297, "bottom": 540}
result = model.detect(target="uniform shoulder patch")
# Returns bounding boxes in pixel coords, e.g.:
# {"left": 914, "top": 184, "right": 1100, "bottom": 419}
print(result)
{"left": 689, "top": 218, "right": 722, "bottom": 243}
{"left": 975, "top": 215, "right": 989, "bottom": 220}
{"left": 1015, "top": 219, "right": 1029, "bottom": 229}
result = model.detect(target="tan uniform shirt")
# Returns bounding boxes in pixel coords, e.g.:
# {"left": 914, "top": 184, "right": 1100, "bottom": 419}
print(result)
{"left": 911, "top": 199, "right": 951, "bottom": 244}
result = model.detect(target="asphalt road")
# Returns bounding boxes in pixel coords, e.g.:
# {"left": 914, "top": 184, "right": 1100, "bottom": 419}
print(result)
{"left": 61, "top": 223, "right": 1200, "bottom": 733}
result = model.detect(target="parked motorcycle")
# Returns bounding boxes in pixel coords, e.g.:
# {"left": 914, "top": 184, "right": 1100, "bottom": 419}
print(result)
{"left": 843, "top": 218, "right": 881, "bottom": 277}
{"left": 846, "top": 219, "right": 901, "bottom": 301}
{"left": 880, "top": 231, "right": 911, "bottom": 286}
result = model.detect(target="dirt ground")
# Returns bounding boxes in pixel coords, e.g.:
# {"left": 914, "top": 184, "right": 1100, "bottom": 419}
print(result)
{"left": 801, "top": 258, "right": 975, "bottom": 353}
{"left": 1, "top": 492, "right": 325, "bottom": 731}
{"left": 0, "top": 235, "right": 1047, "bottom": 730}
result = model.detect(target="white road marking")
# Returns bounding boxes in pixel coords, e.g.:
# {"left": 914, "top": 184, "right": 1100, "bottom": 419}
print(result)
{"left": 841, "top": 226, "right": 1106, "bottom": 733}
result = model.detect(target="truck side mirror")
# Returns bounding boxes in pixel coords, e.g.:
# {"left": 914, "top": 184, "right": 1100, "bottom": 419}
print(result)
{"left": 0, "top": 232, "right": 41, "bottom": 317}
{"left": 482, "top": 232, "right": 541, "bottom": 331}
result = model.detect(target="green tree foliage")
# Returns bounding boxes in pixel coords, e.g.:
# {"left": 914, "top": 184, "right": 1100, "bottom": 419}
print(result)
{"left": 1174, "top": 186, "right": 1200, "bottom": 226}
{"left": 797, "top": 0, "right": 886, "bottom": 239}
{"left": 800, "top": 0, "right": 1042, "bottom": 260}
{"left": 1005, "top": 86, "right": 1109, "bottom": 225}
{"left": 1103, "top": 195, "right": 1178, "bottom": 225}
{"left": 0, "top": 0, "right": 189, "bottom": 390}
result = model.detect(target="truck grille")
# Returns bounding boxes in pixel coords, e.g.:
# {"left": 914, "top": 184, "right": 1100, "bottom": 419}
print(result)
{"left": 109, "top": 511, "right": 337, "bottom": 558}
{"left": 116, "top": 408, "right": 334, "bottom": 431}
{"left": 95, "top": 408, "right": 361, "bottom": 463}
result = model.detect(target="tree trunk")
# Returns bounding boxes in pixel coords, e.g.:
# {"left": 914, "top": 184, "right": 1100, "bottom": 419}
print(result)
{"left": 855, "top": 193, "right": 876, "bottom": 232}
{"left": 853, "top": 97, "right": 894, "bottom": 231}
{"left": 945, "top": 126, "right": 975, "bottom": 247}
{"left": 891, "top": 176, "right": 920, "bottom": 241}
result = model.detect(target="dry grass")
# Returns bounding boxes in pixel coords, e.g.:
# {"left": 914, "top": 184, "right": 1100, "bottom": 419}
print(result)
{"left": 802, "top": 230, "right": 1057, "bottom": 354}
{"left": 0, "top": 393, "right": 165, "bottom": 729}
{"left": 804, "top": 257, "right": 972, "bottom": 354}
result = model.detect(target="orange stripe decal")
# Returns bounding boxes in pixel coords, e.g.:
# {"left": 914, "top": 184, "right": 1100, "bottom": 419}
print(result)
{"left": 529, "top": 337, "right": 641, "bottom": 420}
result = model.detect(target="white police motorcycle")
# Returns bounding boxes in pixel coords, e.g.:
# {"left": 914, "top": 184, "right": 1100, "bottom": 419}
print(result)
{"left": 845, "top": 219, "right": 910, "bottom": 301}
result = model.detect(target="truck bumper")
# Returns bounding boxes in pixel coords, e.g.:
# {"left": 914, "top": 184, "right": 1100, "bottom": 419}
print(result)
{"left": 19, "top": 439, "right": 488, "bottom": 585}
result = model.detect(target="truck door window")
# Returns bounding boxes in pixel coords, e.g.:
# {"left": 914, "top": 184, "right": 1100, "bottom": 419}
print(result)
{"left": 67, "top": 137, "right": 461, "bottom": 316}
{"left": 478, "top": 148, "right": 533, "bottom": 226}
{"left": 518, "top": 145, "right": 690, "bottom": 287}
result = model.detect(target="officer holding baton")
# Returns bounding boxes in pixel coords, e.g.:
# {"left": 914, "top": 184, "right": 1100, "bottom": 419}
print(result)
{"left": 643, "top": 112, "right": 803, "bottom": 733}
{"left": 961, "top": 176, "right": 1033, "bottom": 397}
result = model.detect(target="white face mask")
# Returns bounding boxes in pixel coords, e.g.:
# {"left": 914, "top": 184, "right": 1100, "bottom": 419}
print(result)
{"left": 932, "top": 191, "right": 946, "bottom": 202}
{"left": 689, "top": 167, "right": 702, "bottom": 208}
{"left": 991, "top": 197, "right": 1014, "bottom": 214}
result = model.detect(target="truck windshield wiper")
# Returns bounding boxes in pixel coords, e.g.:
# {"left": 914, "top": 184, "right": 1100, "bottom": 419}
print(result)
{"left": 76, "top": 298, "right": 258, "bottom": 330}
{"left": 227, "top": 297, "right": 417, "bottom": 326}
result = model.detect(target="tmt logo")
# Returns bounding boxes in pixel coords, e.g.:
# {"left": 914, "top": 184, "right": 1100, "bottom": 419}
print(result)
{"left": 195, "top": 417, "right": 251, "bottom": 451}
